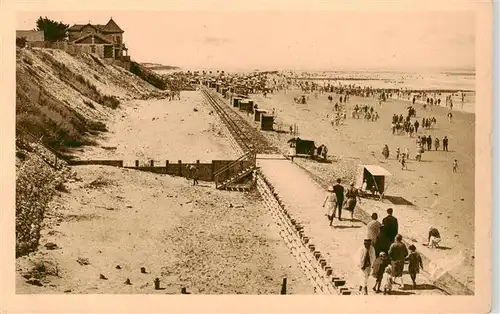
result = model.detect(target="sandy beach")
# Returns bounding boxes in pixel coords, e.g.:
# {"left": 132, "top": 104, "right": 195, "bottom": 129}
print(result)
{"left": 15, "top": 91, "right": 311, "bottom": 294}
{"left": 237, "top": 83, "right": 474, "bottom": 290}
{"left": 75, "top": 91, "right": 240, "bottom": 163}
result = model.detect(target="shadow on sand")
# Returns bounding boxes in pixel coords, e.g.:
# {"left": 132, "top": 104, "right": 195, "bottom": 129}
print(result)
{"left": 387, "top": 290, "right": 415, "bottom": 295}
{"left": 384, "top": 195, "right": 415, "bottom": 206}
{"left": 332, "top": 225, "right": 362, "bottom": 229}
{"left": 402, "top": 283, "right": 441, "bottom": 291}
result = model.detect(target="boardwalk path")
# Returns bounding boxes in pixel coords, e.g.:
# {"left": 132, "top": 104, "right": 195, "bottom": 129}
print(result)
{"left": 257, "top": 156, "right": 446, "bottom": 296}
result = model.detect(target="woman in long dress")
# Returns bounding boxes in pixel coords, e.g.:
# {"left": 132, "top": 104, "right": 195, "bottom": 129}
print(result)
{"left": 322, "top": 186, "right": 337, "bottom": 226}
{"left": 388, "top": 234, "right": 409, "bottom": 287}
{"left": 344, "top": 182, "right": 361, "bottom": 220}
{"left": 288, "top": 142, "right": 296, "bottom": 162}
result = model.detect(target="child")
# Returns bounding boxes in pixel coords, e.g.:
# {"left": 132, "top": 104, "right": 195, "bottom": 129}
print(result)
{"left": 406, "top": 244, "right": 424, "bottom": 288}
{"left": 401, "top": 154, "right": 407, "bottom": 170}
{"left": 382, "top": 264, "right": 393, "bottom": 295}
{"left": 372, "top": 252, "right": 389, "bottom": 293}
{"left": 453, "top": 159, "right": 458, "bottom": 173}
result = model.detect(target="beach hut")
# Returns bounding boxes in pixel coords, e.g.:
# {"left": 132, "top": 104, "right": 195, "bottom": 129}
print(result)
{"left": 355, "top": 165, "right": 392, "bottom": 199}
{"left": 239, "top": 99, "right": 254, "bottom": 112}
{"left": 232, "top": 96, "right": 242, "bottom": 108}
{"left": 254, "top": 109, "right": 267, "bottom": 122}
{"left": 288, "top": 137, "right": 316, "bottom": 157}
{"left": 260, "top": 114, "right": 274, "bottom": 131}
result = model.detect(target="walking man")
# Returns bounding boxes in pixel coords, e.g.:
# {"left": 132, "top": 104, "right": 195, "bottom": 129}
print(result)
{"left": 453, "top": 159, "right": 459, "bottom": 173}
{"left": 382, "top": 208, "right": 399, "bottom": 243}
{"left": 333, "top": 178, "right": 345, "bottom": 221}
{"left": 443, "top": 136, "right": 449, "bottom": 151}
{"left": 189, "top": 164, "right": 199, "bottom": 185}
{"left": 367, "top": 213, "right": 382, "bottom": 244}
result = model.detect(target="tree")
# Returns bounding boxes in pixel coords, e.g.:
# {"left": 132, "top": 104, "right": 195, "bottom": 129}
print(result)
{"left": 35, "top": 16, "right": 69, "bottom": 42}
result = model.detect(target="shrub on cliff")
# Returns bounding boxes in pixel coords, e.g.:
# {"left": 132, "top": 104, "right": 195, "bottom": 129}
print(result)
{"left": 130, "top": 61, "right": 166, "bottom": 90}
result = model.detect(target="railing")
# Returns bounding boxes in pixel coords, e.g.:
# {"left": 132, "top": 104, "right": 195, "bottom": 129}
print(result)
{"left": 214, "top": 150, "right": 256, "bottom": 189}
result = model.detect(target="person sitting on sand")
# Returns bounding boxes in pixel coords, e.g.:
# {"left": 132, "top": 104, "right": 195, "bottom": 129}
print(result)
{"left": 428, "top": 227, "right": 441, "bottom": 248}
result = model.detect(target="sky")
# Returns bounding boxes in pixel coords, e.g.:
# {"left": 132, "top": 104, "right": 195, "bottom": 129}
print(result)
{"left": 16, "top": 10, "right": 475, "bottom": 71}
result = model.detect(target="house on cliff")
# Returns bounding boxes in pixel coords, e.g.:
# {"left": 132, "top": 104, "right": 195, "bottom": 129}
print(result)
{"left": 67, "top": 18, "right": 129, "bottom": 61}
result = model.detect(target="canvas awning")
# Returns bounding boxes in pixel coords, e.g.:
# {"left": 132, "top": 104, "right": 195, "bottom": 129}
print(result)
{"left": 356, "top": 165, "right": 393, "bottom": 199}
{"left": 362, "top": 165, "right": 392, "bottom": 177}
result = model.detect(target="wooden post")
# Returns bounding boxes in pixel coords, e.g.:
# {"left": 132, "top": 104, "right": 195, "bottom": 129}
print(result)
{"left": 150, "top": 160, "right": 154, "bottom": 167}
{"left": 135, "top": 160, "right": 139, "bottom": 167}
{"left": 178, "top": 160, "right": 182, "bottom": 176}
{"left": 280, "top": 277, "right": 287, "bottom": 295}
{"left": 166, "top": 160, "right": 169, "bottom": 174}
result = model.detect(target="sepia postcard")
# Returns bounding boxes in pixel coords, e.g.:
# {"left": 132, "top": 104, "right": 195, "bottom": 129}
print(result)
{"left": 0, "top": 0, "right": 493, "bottom": 313}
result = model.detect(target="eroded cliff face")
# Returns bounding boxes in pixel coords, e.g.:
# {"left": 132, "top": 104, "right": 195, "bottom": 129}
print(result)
{"left": 15, "top": 47, "right": 163, "bottom": 257}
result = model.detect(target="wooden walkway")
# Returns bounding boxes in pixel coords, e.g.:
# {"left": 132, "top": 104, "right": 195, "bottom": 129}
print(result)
{"left": 257, "top": 156, "right": 446, "bottom": 296}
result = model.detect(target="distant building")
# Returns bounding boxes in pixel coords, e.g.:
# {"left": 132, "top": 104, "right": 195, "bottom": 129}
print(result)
{"left": 16, "top": 30, "right": 44, "bottom": 42}
{"left": 67, "top": 18, "right": 129, "bottom": 61}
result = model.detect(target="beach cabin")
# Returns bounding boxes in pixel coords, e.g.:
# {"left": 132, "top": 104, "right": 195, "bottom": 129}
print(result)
{"left": 260, "top": 114, "right": 274, "bottom": 131}
{"left": 355, "top": 164, "right": 392, "bottom": 199}
{"left": 254, "top": 109, "right": 267, "bottom": 122}
{"left": 239, "top": 99, "right": 253, "bottom": 112}
{"left": 291, "top": 138, "right": 316, "bottom": 157}
{"left": 232, "top": 96, "right": 242, "bottom": 108}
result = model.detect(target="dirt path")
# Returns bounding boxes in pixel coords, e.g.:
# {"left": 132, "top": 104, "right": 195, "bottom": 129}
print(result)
{"left": 258, "top": 158, "right": 446, "bottom": 295}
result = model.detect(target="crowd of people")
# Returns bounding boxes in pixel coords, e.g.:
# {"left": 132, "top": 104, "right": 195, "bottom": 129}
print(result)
{"left": 322, "top": 178, "right": 443, "bottom": 295}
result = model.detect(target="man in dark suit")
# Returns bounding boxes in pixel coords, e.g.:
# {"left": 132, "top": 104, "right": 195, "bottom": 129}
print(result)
{"left": 332, "top": 178, "right": 345, "bottom": 221}
{"left": 382, "top": 208, "right": 398, "bottom": 243}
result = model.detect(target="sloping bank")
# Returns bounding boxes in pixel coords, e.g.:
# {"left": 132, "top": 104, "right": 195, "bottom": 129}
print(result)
{"left": 15, "top": 47, "right": 166, "bottom": 257}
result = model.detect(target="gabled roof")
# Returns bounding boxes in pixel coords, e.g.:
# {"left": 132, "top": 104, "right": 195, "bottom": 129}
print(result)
{"left": 68, "top": 23, "right": 101, "bottom": 32}
{"left": 101, "top": 18, "right": 123, "bottom": 33}
{"left": 72, "top": 33, "right": 113, "bottom": 44}
{"left": 68, "top": 20, "right": 120, "bottom": 33}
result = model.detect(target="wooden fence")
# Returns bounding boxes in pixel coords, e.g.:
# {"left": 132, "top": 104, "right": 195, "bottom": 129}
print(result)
{"left": 67, "top": 159, "right": 239, "bottom": 182}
